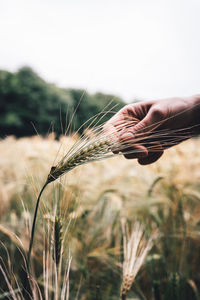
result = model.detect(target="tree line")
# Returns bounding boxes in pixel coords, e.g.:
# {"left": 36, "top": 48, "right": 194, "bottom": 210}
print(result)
{"left": 0, "top": 67, "right": 125, "bottom": 137}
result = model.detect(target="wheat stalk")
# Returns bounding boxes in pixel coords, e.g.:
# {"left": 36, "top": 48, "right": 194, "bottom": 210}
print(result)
{"left": 26, "top": 135, "right": 113, "bottom": 282}
{"left": 53, "top": 216, "right": 63, "bottom": 267}
{"left": 42, "top": 213, "right": 71, "bottom": 300}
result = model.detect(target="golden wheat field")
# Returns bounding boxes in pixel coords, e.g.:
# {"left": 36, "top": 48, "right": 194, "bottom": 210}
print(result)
{"left": 0, "top": 135, "right": 200, "bottom": 300}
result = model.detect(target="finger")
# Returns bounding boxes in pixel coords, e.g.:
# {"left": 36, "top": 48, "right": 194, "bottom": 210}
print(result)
{"left": 138, "top": 140, "right": 164, "bottom": 165}
{"left": 112, "top": 132, "right": 148, "bottom": 159}
{"left": 123, "top": 144, "right": 148, "bottom": 159}
{"left": 138, "top": 150, "right": 164, "bottom": 165}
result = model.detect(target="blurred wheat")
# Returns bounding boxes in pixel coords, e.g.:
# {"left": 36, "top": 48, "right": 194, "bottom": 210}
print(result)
{"left": 0, "top": 136, "right": 200, "bottom": 299}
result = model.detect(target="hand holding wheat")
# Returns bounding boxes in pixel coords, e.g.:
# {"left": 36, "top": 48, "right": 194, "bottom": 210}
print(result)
{"left": 105, "top": 95, "right": 200, "bottom": 165}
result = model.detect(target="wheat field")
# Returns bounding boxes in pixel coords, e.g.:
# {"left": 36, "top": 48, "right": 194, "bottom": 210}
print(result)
{"left": 0, "top": 135, "right": 200, "bottom": 300}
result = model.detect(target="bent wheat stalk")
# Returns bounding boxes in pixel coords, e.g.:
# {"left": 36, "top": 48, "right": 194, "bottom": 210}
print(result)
{"left": 26, "top": 133, "right": 113, "bottom": 273}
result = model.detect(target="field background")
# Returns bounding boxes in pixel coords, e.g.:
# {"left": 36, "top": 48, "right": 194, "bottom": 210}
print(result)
{"left": 0, "top": 135, "right": 200, "bottom": 299}
{"left": 1, "top": 1, "right": 200, "bottom": 298}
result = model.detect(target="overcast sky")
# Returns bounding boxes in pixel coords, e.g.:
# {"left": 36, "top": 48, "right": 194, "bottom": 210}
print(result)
{"left": 0, "top": 0, "right": 200, "bottom": 102}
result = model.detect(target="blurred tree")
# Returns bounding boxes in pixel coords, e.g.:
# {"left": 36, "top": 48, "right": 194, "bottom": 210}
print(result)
{"left": 68, "top": 90, "right": 124, "bottom": 134}
{"left": 0, "top": 67, "right": 125, "bottom": 137}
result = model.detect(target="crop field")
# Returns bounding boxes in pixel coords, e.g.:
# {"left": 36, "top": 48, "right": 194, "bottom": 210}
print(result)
{"left": 0, "top": 135, "right": 200, "bottom": 300}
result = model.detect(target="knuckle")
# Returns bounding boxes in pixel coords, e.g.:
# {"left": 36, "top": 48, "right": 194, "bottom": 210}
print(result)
{"left": 123, "top": 104, "right": 133, "bottom": 115}
{"left": 124, "top": 103, "right": 139, "bottom": 113}
{"left": 125, "top": 104, "right": 134, "bottom": 110}
{"left": 151, "top": 105, "right": 165, "bottom": 119}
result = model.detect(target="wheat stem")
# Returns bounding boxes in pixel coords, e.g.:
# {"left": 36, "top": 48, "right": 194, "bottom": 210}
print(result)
{"left": 23, "top": 182, "right": 49, "bottom": 299}
{"left": 27, "top": 181, "right": 49, "bottom": 272}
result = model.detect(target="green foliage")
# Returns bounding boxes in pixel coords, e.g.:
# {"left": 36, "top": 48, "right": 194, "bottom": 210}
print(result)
{"left": 0, "top": 67, "right": 125, "bottom": 137}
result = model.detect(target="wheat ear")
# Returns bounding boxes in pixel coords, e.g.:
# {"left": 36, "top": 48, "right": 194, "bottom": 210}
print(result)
{"left": 47, "top": 137, "right": 111, "bottom": 183}
{"left": 121, "top": 221, "right": 155, "bottom": 300}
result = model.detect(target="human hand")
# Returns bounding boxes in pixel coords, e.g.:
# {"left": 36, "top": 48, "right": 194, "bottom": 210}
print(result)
{"left": 105, "top": 95, "right": 200, "bottom": 165}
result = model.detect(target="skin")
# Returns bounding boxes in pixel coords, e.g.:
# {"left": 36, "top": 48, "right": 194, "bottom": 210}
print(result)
{"left": 105, "top": 95, "right": 200, "bottom": 165}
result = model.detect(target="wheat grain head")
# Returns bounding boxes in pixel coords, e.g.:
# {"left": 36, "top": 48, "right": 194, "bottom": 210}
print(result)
{"left": 120, "top": 220, "right": 156, "bottom": 299}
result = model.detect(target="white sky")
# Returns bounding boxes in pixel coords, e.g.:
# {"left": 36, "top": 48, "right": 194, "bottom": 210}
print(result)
{"left": 0, "top": 0, "right": 200, "bottom": 102}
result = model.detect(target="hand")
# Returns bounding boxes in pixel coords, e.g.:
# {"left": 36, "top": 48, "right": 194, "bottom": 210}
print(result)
{"left": 105, "top": 95, "right": 200, "bottom": 165}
